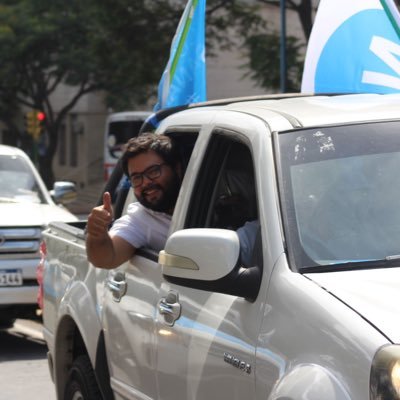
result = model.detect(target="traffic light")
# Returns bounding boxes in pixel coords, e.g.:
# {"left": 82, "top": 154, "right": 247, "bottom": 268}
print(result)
{"left": 24, "top": 110, "right": 45, "bottom": 140}
{"left": 24, "top": 111, "right": 35, "bottom": 136}
{"left": 36, "top": 111, "right": 45, "bottom": 139}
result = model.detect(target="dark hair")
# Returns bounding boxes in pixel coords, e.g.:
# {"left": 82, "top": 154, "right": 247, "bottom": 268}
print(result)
{"left": 120, "top": 132, "right": 179, "bottom": 176}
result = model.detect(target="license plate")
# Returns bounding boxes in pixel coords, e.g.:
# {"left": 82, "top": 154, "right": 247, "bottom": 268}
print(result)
{"left": 0, "top": 269, "right": 23, "bottom": 286}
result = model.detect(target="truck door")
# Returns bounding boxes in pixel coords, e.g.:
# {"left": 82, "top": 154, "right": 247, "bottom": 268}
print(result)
{"left": 155, "top": 131, "right": 267, "bottom": 399}
{"left": 103, "top": 251, "right": 163, "bottom": 400}
{"left": 102, "top": 131, "right": 200, "bottom": 400}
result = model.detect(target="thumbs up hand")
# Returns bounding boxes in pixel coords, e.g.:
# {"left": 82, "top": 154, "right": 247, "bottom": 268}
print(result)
{"left": 87, "top": 192, "right": 114, "bottom": 239}
{"left": 102, "top": 192, "right": 113, "bottom": 216}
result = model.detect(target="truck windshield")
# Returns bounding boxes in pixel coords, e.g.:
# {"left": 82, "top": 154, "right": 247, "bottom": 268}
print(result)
{"left": 0, "top": 155, "right": 45, "bottom": 204}
{"left": 277, "top": 120, "right": 400, "bottom": 272}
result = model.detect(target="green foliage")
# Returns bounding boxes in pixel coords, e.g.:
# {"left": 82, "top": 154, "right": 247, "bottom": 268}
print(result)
{"left": 0, "top": 0, "right": 269, "bottom": 112}
{"left": 0, "top": 0, "right": 100, "bottom": 118}
{"left": 87, "top": 0, "right": 266, "bottom": 108}
{"left": 86, "top": 0, "right": 182, "bottom": 109}
{"left": 242, "top": 32, "right": 304, "bottom": 92}
{"left": 205, "top": 0, "right": 265, "bottom": 54}
{"left": 0, "top": 0, "right": 310, "bottom": 185}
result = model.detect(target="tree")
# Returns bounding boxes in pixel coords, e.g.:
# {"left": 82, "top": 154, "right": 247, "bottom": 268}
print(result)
{"left": 239, "top": 0, "right": 316, "bottom": 93}
{"left": 242, "top": 33, "right": 304, "bottom": 92}
{"left": 242, "top": 0, "right": 400, "bottom": 93}
{"left": 0, "top": 89, "right": 22, "bottom": 147}
{"left": 0, "top": 1, "right": 103, "bottom": 186}
{"left": 0, "top": 0, "right": 264, "bottom": 187}
{"left": 90, "top": 0, "right": 265, "bottom": 107}
{"left": 259, "top": 0, "right": 315, "bottom": 41}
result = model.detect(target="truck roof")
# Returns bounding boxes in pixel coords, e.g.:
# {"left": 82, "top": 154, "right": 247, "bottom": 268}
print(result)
{"left": 224, "top": 93, "right": 400, "bottom": 128}
{"left": 160, "top": 93, "right": 400, "bottom": 132}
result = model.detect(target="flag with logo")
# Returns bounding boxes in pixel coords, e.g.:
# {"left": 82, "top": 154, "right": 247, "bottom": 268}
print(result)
{"left": 301, "top": 0, "right": 400, "bottom": 93}
{"left": 154, "top": 0, "right": 207, "bottom": 111}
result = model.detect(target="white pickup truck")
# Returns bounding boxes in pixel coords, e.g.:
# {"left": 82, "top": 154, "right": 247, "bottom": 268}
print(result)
{"left": 41, "top": 93, "right": 400, "bottom": 400}
{"left": 0, "top": 144, "right": 77, "bottom": 328}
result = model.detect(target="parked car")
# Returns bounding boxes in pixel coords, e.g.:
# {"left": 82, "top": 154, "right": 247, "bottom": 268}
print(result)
{"left": 41, "top": 93, "right": 400, "bottom": 400}
{"left": 0, "top": 144, "right": 78, "bottom": 328}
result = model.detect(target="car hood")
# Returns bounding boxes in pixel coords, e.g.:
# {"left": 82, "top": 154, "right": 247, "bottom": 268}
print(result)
{"left": 305, "top": 267, "right": 400, "bottom": 343}
{"left": 0, "top": 202, "right": 77, "bottom": 227}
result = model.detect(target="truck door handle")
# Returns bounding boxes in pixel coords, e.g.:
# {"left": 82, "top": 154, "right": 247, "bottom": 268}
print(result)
{"left": 106, "top": 272, "right": 127, "bottom": 302}
{"left": 158, "top": 291, "right": 181, "bottom": 326}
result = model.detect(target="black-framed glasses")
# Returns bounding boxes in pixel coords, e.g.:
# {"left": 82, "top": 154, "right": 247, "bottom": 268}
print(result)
{"left": 129, "top": 163, "right": 167, "bottom": 188}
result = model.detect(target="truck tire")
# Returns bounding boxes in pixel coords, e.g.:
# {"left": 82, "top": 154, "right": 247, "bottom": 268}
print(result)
{"left": 64, "top": 355, "right": 102, "bottom": 400}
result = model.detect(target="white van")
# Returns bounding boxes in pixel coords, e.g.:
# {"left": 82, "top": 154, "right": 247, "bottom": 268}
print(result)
{"left": 103, "top": 111, "right": 151, "bottom": 180}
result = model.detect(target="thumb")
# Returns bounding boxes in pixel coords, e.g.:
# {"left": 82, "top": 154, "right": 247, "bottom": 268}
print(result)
{"left": 103, "top": 192, "right": 113, "bottom": 214}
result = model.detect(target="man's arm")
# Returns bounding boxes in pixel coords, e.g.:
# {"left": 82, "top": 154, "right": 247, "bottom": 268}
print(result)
{"left": 86, "top": 192, "right": 136, "bottom": 269}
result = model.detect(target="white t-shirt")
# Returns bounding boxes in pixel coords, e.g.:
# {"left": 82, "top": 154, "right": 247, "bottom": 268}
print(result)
{"left": 109, "top": 202, "right": 171, "bottom": 252}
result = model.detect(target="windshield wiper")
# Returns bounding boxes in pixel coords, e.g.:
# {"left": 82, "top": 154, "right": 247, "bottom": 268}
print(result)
{"left": 301, "top": 257, "right": 400, "bottom": 273}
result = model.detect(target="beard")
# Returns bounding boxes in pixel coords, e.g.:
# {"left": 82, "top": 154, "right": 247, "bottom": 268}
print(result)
{"left": 136, "top": 172, "right": 181, "bottom": 213}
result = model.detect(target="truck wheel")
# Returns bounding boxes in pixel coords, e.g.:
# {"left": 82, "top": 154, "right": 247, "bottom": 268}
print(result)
{"left": 64, "top": 355, "right": 102, "bottom": 400}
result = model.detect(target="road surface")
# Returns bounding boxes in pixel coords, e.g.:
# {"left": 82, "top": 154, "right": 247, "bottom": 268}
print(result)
{"left": 0, "top": 319, "right": 56, "bottom": 400}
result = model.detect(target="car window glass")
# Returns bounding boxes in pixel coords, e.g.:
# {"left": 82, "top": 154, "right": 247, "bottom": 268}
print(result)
{"left": 0, "top": 155, "right": 45, "bottom": 204}
{"left": 278, "top": 120, "right": 400, "bottom": 270}
{"left": 185, "top": 131, "right": 259, "bottom": 267}
{"left": 186, "top": 132, "right": 258, "bottom": 229}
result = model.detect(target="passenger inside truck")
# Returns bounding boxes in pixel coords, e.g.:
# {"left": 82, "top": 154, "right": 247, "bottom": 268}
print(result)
{"left": 189, "top": 135, "right": 260, "bottom": 268}
{"left": 104, "top": 131, "right": 199, "bottom": 222}
{"left": 211, "top": 143, "right": 258, "bottom": 231}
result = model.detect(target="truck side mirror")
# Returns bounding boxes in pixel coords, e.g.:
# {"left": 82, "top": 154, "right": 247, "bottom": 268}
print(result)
{"left": 50, "top": 181, "right": 77, "bottom": 205}
{"left": 159, "top": 228, "right": 262, "bottom": 302}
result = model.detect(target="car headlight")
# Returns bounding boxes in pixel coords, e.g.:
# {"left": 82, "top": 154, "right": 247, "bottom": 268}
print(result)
{"left": 370, "top": 345, "right": 400, "bottom": 399}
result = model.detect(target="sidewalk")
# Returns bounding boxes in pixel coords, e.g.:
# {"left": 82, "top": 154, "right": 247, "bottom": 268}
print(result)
{"left": 65, "top": 179, "right": 105, "bottom": 216}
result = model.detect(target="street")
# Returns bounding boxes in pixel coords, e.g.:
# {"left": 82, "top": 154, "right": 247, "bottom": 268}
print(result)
{"left": 0, "top": 319, "right": 56, "bottom": 400}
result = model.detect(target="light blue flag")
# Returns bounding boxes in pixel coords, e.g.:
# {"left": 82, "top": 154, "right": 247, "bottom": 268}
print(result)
{"left": 154, "top": 0, "right": 207, "bottom": 111}
{"left": 302, "top": 0, "right": 400, "bottom": 93}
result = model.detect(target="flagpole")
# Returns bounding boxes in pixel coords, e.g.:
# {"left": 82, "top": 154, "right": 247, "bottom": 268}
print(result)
{"left": 379, "top": 0, "right": 400, "bottom": 39}
{"left": 280, "top": 0, "right": 287, "bottom": 92}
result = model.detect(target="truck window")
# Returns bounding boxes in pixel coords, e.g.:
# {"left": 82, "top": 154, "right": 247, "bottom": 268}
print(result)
{"left": 128, "top": 131, "right": 199, "bottom": 260}
{"left": 186, "top": 131, "right": 258, "bottom": 231}
{"left": 184, "top": 131, "right": 260, "bottom": 268}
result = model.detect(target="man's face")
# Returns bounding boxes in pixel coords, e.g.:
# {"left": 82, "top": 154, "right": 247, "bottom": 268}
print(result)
{"left": 127, "top": 150, "right": 181, "bottom": 213}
